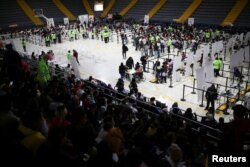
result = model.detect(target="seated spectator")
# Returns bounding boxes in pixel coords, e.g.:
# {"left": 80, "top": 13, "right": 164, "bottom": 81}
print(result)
{"left": 183, "top": 108, "right": 195, "bottom": 120}
{"left": 224, "top": 105, "right": 250, "bottom": 153}
{"left": 36, "top": 126, "right": 78, "bottom": 167}
{"left": 115, "top": 78, "right": 124, "bottom": 93}
{"left": 50, "top": 103, "right": 71, "bottom": 128}
{"left": 171, "top": 102, "right": 182, "bottom": 115}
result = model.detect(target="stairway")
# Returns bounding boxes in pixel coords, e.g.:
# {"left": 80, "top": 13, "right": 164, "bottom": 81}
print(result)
{"left": 125, "top": 0, "right": 156, "bottom": 20}
{"left": 177, "top": 0, "right": 202, "bottom": 23}
{"left": 221, "top": 0, "right": 248, "bottom": 26}
{"left": 61, "top": 0, "right": 87, "bottom": 16}
{"left": 147, "top": 0, "right": 167, "bottom": 19}
{"left": 82, "top": 0, "right": 94, "bottom": 15}
{"left": 101, "top": 0, "right": 116, "bottom": 18}
{"left": 234, "top": 2, "right": 250, "bottom": 27}
{"left": 52, "top": 0, "right": 76, "bottom": 21}
{"left": 152, "top": 0, "right": 192, "bottom": 22}
{"left": 109, "top": 0, "right": 130, "bottom": 15}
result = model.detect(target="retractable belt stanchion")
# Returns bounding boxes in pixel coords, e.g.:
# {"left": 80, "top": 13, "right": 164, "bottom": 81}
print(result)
{"left": 199, "top": 89, "right": 205, "bottom": 107}
{"left": 181, "top": 85, "right": 186, "bottom": 101}
{"left": 191, "top": 65, "right": 194, "bottom": 77}
{"left": 169, "top": 75, "right": 173, "bottom": 88}
{"left": 192, "top": 78, "right": 196, "bottom": 94}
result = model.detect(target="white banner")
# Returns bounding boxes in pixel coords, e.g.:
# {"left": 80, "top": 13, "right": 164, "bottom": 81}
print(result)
{"left": 63, "top": 18, "right": 69, "bottom": 25}
{"left": 144, "top": 15, "right": 149, "bottom": 24}
{"left": 188, "top": 17, "right": 194, "bottom": 26}
{"left": 47, "top": 18, "right": 54, "bottom": 27}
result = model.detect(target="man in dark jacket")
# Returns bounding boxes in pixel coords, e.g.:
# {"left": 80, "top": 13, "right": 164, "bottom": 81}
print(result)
{"left": 205, "top": 84, "right": 217, "bottom": 111}
{"left": 122, "top": 44, "right": 128, "bottom": 59}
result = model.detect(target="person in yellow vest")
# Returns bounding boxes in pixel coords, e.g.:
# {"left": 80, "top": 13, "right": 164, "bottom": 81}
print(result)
{"left": 166, "top": 38, "right": 172, "bottom": 54}
{"left": 51, "top": 32, "right": 56, "bottom": 44}
{"left": 213, "top": 57, "right": 221, "bottom": 77}
{"left": 45, "top": 35, "right": 50, "bottom": 47}
{"left": 205, "top": 31, "right": 211, "bottom": 43}
{"left": 66, "top": 50, "right": 72, "bottom": 65}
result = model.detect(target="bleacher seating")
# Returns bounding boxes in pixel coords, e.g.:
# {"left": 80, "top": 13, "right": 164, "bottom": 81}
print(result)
{"left": 109, "top": 0, "right": 130, "bottom": 16}
{"left": 152, "top": 0, "right": 192, "bottom": 23}
{"left": 0, "top": 1, "right": 32, "bottom": 28}
{"left": 61, "top": 0, "right": 87, "bottom": 17}
{"left": 191, "top": 0, "right": 235, "bottom": 26}
{"left": 0, "top": 0, "right": 249, "bottom": 29}
{"left": 234, "top": 2, "right": 250, "bottom": 28}
{"left": 125, "top": 0, "right": 156, "bottom": 20}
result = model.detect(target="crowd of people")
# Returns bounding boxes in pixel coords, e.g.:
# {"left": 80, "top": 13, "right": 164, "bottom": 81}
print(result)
{"left": 1, "top": 33, "right": 250, "bottom": 167}
{"left": 1, "top": 19, "right": 250, "bottom": 167}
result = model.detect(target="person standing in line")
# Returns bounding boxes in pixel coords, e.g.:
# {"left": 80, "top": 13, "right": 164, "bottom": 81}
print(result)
{"left": 140, "top": 55, "right": 148, "bottom": 72}
{"left": 66, "top": 50, "right": 72, "bottom": 67}
{"left": 122, "top": 44, "right": 128, "bottom": 59}
{"left": 205, "top": 84, "right": 217, "bottom": 111}
{"left": 21, "top": 39, "right": 26, "bottom": 52}
{"left": 119, "top": 63, "right": 126, "bottom": 79}
{"left": 213, "top": 57, "right": 221, "bottom": 77}
{"left": 73, "top": 49, "right": 80, "bottom": 65}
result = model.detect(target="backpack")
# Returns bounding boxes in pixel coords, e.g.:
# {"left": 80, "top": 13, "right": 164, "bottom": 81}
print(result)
{"left": 125, "top": 46, "right": 128, "bottom": 51}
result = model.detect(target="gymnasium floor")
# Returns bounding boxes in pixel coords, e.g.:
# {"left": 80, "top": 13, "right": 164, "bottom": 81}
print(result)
{"left": 10, "top": 36, "right": 240, "bottom": 122}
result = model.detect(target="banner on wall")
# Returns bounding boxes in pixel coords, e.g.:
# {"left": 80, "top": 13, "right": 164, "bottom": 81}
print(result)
{"left": 107, "top": 13, "right": 113, "bottom": 19}
{"left": 144, "top": 15, "right": 149, "bottom": 24}
{"left": 46, "top": 18, "right": 54, "bottom": 27}
{"left": 79, "top": 14, "right": 89, "bottom": 24}
{"left": 188, "top": 17, "right": 194, "bottom": 26}
{"left": 63, "top": 18, "right": 69, "bottom": 25}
